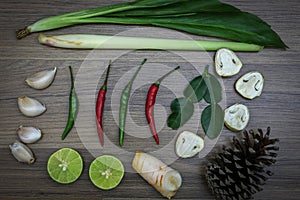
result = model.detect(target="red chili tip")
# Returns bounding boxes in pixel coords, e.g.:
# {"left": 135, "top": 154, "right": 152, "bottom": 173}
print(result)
{"left": 154, "top": 135, "right": 160, "bottom": 145}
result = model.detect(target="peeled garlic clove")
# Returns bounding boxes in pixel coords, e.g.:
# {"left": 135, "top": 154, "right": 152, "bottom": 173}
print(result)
{"left": 175, "top": 131, "right": 204, "bottom": 158}
{"left": 17, "top": 125, "right": 42, "bottom": 144}
{"left": 18, "top": 96, "right": 46, "bottom": 117}
{"left": 215, "top": 48, "right": 243, "bottom": 77}
{"left": 235, "top": 71, "right": 264, "bottom": 99}
{"left": 224, "top": 104, "right": 250, "bottom": 132}
{"left": 25, "top": 67, "right": 57, "bottom": 90}
{"left": 132, "top": 152, "right": 182, "bottom": 199}
{"left": 9, "top": 140, "right": 35, "bottom": 164}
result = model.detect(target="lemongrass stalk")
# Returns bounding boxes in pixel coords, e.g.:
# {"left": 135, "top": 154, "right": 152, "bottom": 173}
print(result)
{"left": 38, "top": 34, "right": 263, "bottom": 52}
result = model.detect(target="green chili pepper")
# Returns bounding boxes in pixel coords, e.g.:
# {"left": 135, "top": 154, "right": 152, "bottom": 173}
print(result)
{"left": 119, "top": 59, "right": 147, "bottom": 146}
{"left": 62, "top": 66, "right": 78, "bottom": 140}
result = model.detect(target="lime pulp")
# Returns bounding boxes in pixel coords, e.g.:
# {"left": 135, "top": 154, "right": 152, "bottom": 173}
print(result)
{"left": 47, "top": 148, "right": 83, "bottom": 184}
{"left": 89, "top": 155, "right": 124, "bottom": 190}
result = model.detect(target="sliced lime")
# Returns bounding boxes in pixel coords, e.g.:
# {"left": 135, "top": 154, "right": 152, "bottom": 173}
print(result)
{"left": 47, "top": 148, "right": 83, "bottom": 184}
{"left": 89, "top": 155, "right": 124, "bottom": 190}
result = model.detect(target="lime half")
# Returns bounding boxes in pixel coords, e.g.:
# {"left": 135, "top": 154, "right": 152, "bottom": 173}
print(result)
{"left": 89, "top": 155, "right": 124, "bottom": 190}
{"left": 47, "top": 148, "right": 83, "bottom": 184}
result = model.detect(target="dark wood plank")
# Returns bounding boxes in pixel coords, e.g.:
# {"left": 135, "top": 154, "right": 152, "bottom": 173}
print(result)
{"left": 0, "top": 0, "right": 299, "bottom": 199}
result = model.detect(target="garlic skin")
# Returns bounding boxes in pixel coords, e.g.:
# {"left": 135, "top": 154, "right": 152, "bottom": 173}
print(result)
{"left": 9, "top": 140, "right": 35, "bottom": 164}
{"left": 215, "top": 48, "right": 243, "bottom": 77}
{"left": 18, "top": 96, "right": 46, "bottom": 117}
{"left": 25, "top": 67, "right": 57, "bottom": 90}
{"left": 175, "top": 131, "right": 204, "bottom": 158}
{"left": 132, "top": 152, "right": 182, "bottom": 199}
{"left": 224, "top": 104, "right": 250, "bottom": 132}
{"left": 235, "top": 71, "right": 264, "bottom": 99}
{"left": 17, "top": 125, "right": 42, "bottom": 144}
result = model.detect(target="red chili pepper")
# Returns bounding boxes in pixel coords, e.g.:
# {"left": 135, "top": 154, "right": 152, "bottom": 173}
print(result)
{"left": 96, "top": 61, "right": 111, "bottom": 147}
{"left": 146, "top": 66, "right": 180, "bottom": 144}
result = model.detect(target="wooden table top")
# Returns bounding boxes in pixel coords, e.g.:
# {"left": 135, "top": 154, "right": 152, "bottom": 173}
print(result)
{"left": 0, "top": 0, "right": 299, "bottom": 199}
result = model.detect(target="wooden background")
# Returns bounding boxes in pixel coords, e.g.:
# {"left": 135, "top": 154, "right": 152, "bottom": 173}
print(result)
{"left": 0, "top": 0, "right": 299, "bottom": 199}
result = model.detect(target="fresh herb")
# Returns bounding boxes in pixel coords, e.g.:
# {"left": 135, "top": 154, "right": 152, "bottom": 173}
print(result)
{"left": 17, "top": 0, "right": 286, "bottom": 48}
{"left": 183, "top": 75, "right": 207, "bottom": 103}
{"left": 61, "top": 66, "right": 78, "bottom": 140}
{"left": 201, "top": 66, "right": 224, "bottom": 139}
{"left": 167, "top": 97, "right": 194, "bottom": 129}
{"left": 201, "top": 104, "right": 224, "bottom": 139}
{"left": 167, "top": 66, "right": 224, "bottom": 139}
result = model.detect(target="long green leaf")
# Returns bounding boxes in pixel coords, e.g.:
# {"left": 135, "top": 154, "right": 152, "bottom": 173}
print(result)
{"left": 17, "top": 0, "right": 286, "bottom": 48}
{"left": 107, "top": 0, "right": 240, "bottom": 17}
{"left": 167, "top": 98, "right": 194, "bottom": 130}
{"left": 73, "top": 12, "right": 285, "bottom": 47}
{"left": 104, "top": 0, "right": 286, "bottom": 47}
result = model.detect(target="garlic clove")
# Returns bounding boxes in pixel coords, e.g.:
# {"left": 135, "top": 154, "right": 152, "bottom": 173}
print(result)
{"left": 25, "top": 67, "right": 57, "bottom": 90}
{"left": 9, "top": 140, "right": 35, "bottom": 164}
{"left": 18, "top": 96, "right": 46, "bottom": 117}
{"left": 235, "top": 71, "right": 264, "bottom": 99}
{"left": 17, "top": 125, "right": 42, "bottom": 144}
{"left": 224, "top": 104, "right": 250, "bottom": 132}
{"left": 215, "top": 48, "right": 243, "bottom": 77}
{"left": 175, "top": 131, "right": 204, "bottom": 158}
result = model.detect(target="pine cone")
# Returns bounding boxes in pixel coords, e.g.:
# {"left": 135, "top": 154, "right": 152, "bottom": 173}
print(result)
{"left": 206, "top": 127, "right": 279, "bottom": 200}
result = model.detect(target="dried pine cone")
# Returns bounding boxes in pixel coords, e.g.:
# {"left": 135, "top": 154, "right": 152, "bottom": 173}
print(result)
{"left": 206, "top": 127, "right": 279, "bottom": 200}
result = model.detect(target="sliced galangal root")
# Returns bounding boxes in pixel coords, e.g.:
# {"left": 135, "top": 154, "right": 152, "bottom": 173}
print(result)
{"left": 224, "top": 103, "right": 250, "bottom": 131}
{"left": 215, "top": 48, "right": 243, "bottom": 77}
{"left": 235, "top": 71, "right": 264, "bottom": 99}
{"left": 175, "top": 131, "right": 204, "bottom": 158}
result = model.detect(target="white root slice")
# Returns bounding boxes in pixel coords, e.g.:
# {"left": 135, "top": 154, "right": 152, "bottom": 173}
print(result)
{"left": 235, "top": 71, "right": 264, "bottom": 99}
{"left": 215, "top": 48, "right": 243, "bottom": 77}
{"left": 175, "top": 131, "right": 204, "bottom": 158}
{"left": 132, "top": 152, "right": 182, "bottom": 199}
{"left": 224, "top": 104, "right": 250, "bottom": 131}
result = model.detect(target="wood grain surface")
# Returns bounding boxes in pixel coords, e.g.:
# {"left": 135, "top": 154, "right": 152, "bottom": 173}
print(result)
{"left": 0, "top": 0, "right": 299, "bottom": 199}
